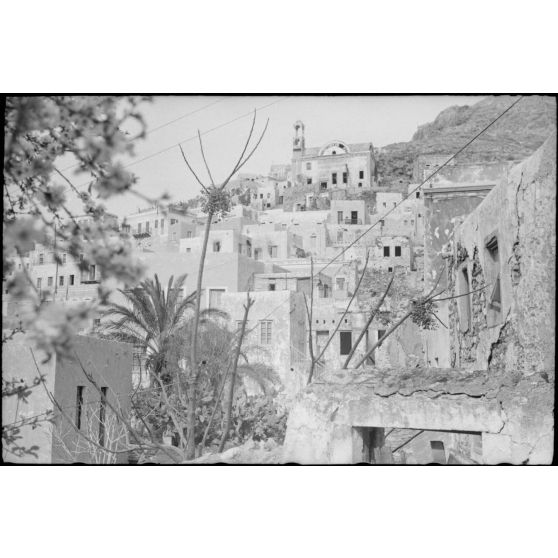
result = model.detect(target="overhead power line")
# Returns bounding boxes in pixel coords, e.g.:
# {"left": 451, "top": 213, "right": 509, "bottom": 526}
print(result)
{"left": 120, "top": 97, "right": 285, "bottom": 171}
{"left": 317, "top": 95, "right": 525, "bottom": 275}
{"left": 60, "top": 97, "right": 226, "bottom": 172}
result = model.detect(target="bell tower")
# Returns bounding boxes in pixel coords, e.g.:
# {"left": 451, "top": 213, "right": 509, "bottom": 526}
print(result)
{"left": 292, "top": 121, "right": 306, "bottom": 187}
{"left": 293, "top": 120, "right": 305, "bottom": 153}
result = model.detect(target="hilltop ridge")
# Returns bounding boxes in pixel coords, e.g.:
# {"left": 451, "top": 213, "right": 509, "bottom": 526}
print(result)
{"left": 377, "top": 95, "right": 556, "bottom": 186}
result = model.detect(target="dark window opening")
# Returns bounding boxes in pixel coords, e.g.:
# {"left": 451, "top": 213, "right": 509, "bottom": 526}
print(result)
{"left": 340, "top": 331, "right": 352, "bottom": 355}
{"left": 320, "top": 182, "right": 328, "bottom": 191}
{"left": 416, "top": 192, "right": 420, "bottom": 198}
{"left": 332, "top": 173, "right": 337, "bottom": 185}
{"left": 359, "top": 170, "right": 364, "bottom": 179}
{"left": 213, "top": 241, "right": 221, "bottom": 252}
{"left": 76, "top": 386, "right": 84, "bottom": 430}
{"left": 99, "top": 387, "right": 108, "bottom": 447}
{"left": 307, "top": 178, "right": 312, "bottom": 185}
{"left": 459, "top": 265, "right": 472, "bottom": 332}
{"left": 395, "top": 246, "right": 402, "bottom": 257}
{"left": 269, "top": 283, "right": 276, "bottom": 291}
{"left": 383, "top": 246, "right": 390, "bottom": 257}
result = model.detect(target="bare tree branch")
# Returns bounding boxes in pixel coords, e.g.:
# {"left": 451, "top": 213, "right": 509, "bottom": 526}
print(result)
{"left": 343, "top": 268, "right": 395, "bottom": 369}
{"left": 178, "top": 144, "right": 210, "bottom": 194}
{"left": 198, "top": 130, "right": 215, "bottom": 187}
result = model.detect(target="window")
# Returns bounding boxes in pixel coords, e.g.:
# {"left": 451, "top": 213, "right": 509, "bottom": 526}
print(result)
{"left": 138, "top": 223, "right": 142, "bottom": 234}
{"left": 187, "top": 231, "right": 192, "bottom": 238}
{"left": 337, "top": 211, "right": 343, "bottom": 224}
{"left": 342, "top": 172, "right": 347, "bottom": 184}
{"left": 94, "top": 318, "right": 101, "bottom": 326}
{"left": 37, "top": 277, "right": 42, "bottom": 289}
{"left": 186, "top": 247, "right": 191, "bottom": 253}
{"left": 69, "top": 275, "right": 75, "bottom": 286}
{"left": 339, "top": 331, "right": 352, "bottom": 355}
{"left": 458, "top": 264, "right": 472, "bottom": 332}
{"left": 260, "top": 320, "right": 272, "bottom": 344}
{"left": 358, "top": 182, "right": 362, "bottom": 188}
{"left": 485, "top": 234, "right": 502, "bottom": 326}
{"left": 320, "top": 182, "right": 327, "bottom": 191}
{"left": 59, "top": 276, "right": 64, "bottom": 286}
{"left": 76, "top": 386, "right": 84, "bottom": 430}
{"left": 213, "top": 241, "right": 221, "bottom": 252}
{"left": 359, "top": 170, "right": 364, "bottom": 179}
{"left": 39, "top": 253, "right": 44, "bottom": 265}
{"left": 393, "top": 202, "right": 397, "bottom": 208}
{"left": 416, "top": 192, "right": 420, "bottom": 198}
{"left": 383, "top": 246, "right": 390, "bottom": 257}
{"left": 332, "top": 172, "right": 337, "bottom": 185}
{"left": 209, "top": 288, "right": 225, "bottom": 308}
{"left": 260, "top": 194, "right": 263, "bottom": 199}
{"left": 395, "top": 246, "right": 402, "bottom": 257}
{"left": 383, "top": 202, "right": 387, "bottom": 208}
{"left": 62, "top": 253, "right": 67, "bottom": 265}
{"left": 161, "top": 219, "right": 164, "bottom": 230}
{"left": 306, "top": 162, "right": 312, "bottom": 170}
{"left": 155, "top": 219, "right": 158, "bottom": 228}
{"left": 99, "top": 387, "right": 108, "bottom": 447}
{"left": 268, "top": 282, "right": 276, "bottom": 291}
{"left": 267, "top": 192, "right": 271, "bottom": 198}
{"left": 337, "top": 230, "right": 343, "bottom": 243}
{"left": 307, "top": 178, "right": 312, "bottom": 185}
{"left": 377, "top": 330, "right": 386, "bottom": 343}
{"left": 279, "top": 196, "right": 284, "bottom": 204}
{"left": 47, "top": 276, "right": 53, "bottom": 287}
{"left": 269, "top": 245, "right": 278, "bottom": 258}
{"left": 322, "top": 284, "right": 330, "bottom": 298}
{"left": 336, "top": 277, "right": 345, "bottom": 290}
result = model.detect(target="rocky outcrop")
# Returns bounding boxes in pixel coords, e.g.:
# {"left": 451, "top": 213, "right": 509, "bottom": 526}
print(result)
{"left": 377, "top": 95, "right": 556, "bottom": 186}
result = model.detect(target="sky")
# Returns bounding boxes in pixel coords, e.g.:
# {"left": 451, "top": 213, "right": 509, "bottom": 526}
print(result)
{"left": 60, "top": 95, "right": 485, "bottom": 217}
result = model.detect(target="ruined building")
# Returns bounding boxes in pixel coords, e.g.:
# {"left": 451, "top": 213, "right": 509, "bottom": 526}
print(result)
{"left": 283, "top": 133, "right": 555, "bottom": 465}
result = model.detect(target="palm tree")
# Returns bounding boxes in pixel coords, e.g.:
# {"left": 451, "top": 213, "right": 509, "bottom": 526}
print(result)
{"left": 102, "top": 274, "right": 198, "bottom": 385}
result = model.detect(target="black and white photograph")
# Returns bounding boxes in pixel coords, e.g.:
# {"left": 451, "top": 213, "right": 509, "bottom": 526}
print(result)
{"left": 1, "top": 3, "right": 556, "bottom": 557}
{"left": 3, "top": 94, "right": 555, "bottom": 465}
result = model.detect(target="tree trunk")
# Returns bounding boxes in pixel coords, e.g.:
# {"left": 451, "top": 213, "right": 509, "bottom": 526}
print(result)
{"left": 218, "top": 293, "right": 253, "bottom": 452}
{"left": 343, "top": 271, "right": 395, "bottom": 368}
{"left": 186, "top": 209, "right": 214, "bottom": 459}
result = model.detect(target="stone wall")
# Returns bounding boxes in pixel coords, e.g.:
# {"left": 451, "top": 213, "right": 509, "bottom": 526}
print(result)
{"left": 446, "top": 133, "right": 556, "bottom": 374}
{"left": 283, "top": 367, "right": 553, "bottom": 464}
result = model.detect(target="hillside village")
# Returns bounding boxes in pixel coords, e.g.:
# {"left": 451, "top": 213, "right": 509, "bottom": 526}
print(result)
{"left": 2, "top": 95, "right": 556, "bottom": 465}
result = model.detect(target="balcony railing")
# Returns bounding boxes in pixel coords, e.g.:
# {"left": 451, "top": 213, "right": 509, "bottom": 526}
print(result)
{"left": 344, "top": 218, "right": 362, "bottom": 225}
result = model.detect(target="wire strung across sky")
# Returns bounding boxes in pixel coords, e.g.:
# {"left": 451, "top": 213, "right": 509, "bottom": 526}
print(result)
{"left": 65, "top": 96, "right": 286, "bottom": 192}
{"left": 316, "top": 95, "right": 524, "bottom": 275}
{"left": 60, "top": 97, "right": 227, "bottom": 172}
{"left": 245, "top": 95, "right": 524, "bottom": 328}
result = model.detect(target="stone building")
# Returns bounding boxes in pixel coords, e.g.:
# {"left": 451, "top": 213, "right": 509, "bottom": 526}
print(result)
{"left": 283, "top": 134, "right": 555, "bottom": 464}
{"left": 282, "top": 121, "right": 377, "bottom": 211}
{"left": 2, "top": 334, "right": 133, "bottom": 464}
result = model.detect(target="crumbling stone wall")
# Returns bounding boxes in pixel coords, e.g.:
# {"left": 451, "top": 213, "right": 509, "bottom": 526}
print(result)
{"left": 446, "top": 133, "right": 556, "bottom": 374}
{"left": 283, "top": 367, "right": 554, "bottom": 464}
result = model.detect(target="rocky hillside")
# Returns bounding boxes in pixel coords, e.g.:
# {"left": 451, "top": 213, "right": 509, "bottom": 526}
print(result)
{"left": 377, "top": 95, "right": 556, "bottom": 186}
